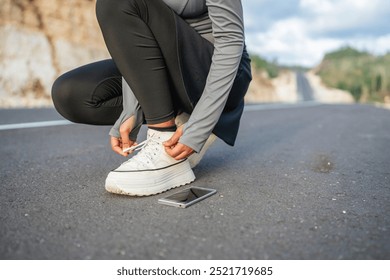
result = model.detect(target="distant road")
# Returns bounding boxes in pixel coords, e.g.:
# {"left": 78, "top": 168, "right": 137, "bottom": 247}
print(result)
{"left": 296, "top": 71, "right": 315, "bottom": 101}
{"left": 1, "top": 104, "right": 390, "bottom": 259}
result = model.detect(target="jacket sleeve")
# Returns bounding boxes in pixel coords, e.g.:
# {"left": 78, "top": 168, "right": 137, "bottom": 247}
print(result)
{"left": 109, "top": 77, "right": 143, "bottom": 141}
{"left": 179, "top": 0, "right": 245, "bottom": 152}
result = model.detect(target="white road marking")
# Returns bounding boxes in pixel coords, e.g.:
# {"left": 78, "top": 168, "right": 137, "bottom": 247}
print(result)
{"left": 0, "top": 120, "right": 72, "bottom": 131}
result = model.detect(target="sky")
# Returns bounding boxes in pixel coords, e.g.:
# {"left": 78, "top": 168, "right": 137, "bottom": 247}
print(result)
{"left": 242, "top": 0, "right": 390, "bottom": 67}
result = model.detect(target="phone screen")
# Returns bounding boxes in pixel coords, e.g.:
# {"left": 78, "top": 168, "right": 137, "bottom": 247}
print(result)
{"left": 158, "top": 187, "right": 217, "bottom": 208}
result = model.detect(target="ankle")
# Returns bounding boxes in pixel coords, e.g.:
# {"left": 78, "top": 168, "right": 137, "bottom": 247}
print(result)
{"left": 149, "top": 125, "right": 176, "bottom": 132}
{"left": 148, "top": 118, "right": 176, "bottom": 132}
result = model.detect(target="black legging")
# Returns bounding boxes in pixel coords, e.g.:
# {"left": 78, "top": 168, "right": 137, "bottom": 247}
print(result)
{"left": 52, "top": 0, "right": 202, "bottom": 125}
{"left": 52, "top": 59, "right": 123, "bottom": 125}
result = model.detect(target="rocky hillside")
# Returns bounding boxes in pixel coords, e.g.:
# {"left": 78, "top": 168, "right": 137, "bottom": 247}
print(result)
{"left": 0, "top": 0, "right": 109, "bottom": 107}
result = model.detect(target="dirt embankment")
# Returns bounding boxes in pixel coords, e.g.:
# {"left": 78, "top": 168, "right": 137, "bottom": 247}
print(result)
{"left": 245, "top": 67, "right": 298, "bottom": 104}
{"left": 0, "top": 0, "right": 109, "bottom": 108}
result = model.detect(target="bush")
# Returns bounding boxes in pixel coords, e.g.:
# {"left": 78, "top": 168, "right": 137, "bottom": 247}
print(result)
{"left": 316, "top": 47, "right": 390, "bottom": 102}
{"left": 250, "top": 54, "right": 279, "bottom": 78}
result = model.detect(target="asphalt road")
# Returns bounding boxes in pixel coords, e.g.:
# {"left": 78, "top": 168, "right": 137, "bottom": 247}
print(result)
{"left": 296, "top": 72, "right": 315, "bottom": 101}
{"left": 0, "top": 103, "right": 389, "bottom": 260}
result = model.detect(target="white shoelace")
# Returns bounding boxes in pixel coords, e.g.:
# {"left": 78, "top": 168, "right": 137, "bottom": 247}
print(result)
{"left": 122, "top": 136, "right": 162, "bottom": 166}
{"left": 123, "top": 139, "right": 150, "bottom": 153}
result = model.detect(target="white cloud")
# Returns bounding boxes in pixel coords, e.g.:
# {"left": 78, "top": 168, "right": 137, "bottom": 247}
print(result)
{"left": 300, "top": 0, "right": 390, "bottom": 35}
{"left": 246, "top": 18, "right": 341, "bottom": 66}
{"left": 243, "top": 0, "right": 390, "bottom": 66}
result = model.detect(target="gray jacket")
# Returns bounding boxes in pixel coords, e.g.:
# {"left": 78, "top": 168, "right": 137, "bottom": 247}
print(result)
{"left": 110, "top": 0, "right": 246, "bottom": 153}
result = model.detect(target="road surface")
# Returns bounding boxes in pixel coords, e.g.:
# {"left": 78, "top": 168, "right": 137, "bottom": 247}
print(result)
{"left": 296, "top": 72, "right": 315, "bottom": 101}
{"left": 1, "top": 103, "right": 389, "bottom": 260}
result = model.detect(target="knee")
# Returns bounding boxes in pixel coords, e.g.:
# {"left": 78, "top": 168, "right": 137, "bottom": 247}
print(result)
{"left": 52, "top": 74, "right": 68, "bottom": 108}
{"left": 51, "top": 74, "right": 77, "bottom": 122}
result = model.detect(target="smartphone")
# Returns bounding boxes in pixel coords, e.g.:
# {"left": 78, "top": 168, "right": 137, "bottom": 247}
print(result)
{"left": 158, "top": 187, "right": 217, "bottom": 208}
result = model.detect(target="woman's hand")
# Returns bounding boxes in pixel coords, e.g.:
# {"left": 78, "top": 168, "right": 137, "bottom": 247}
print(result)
{"left": 163, "top": 126, "right": 194, "bottom": 160}
{"left": 111, "top": 116, "right": 137, "bottom": 157}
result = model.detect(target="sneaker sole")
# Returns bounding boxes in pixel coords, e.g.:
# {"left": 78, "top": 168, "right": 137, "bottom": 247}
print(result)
{"left": 105, "top": 160, "right": 195, "bottom": 196}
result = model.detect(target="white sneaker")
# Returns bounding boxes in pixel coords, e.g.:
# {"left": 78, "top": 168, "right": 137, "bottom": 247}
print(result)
{"left": 105, "top": 129, "right": 195, "bottom": 196}
{"left": 175, "top": 113, "right": 217, "bottom": 168}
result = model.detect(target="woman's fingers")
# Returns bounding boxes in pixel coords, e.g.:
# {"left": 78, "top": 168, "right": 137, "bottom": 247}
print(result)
{"left": 110, "top": 136, "right": 138, "bottom": 157}
{"left": 165, "top": 143, "right": 194, "bottom": 160}
{"left": 110, "top": 136, "right": 128, "bottom": 157}
{"left": 119, "top": 116, "right": 135, "bottom": 151}
{"left": 163, "top": 132, "right": 180, "bottom": 147}
{"left": 163, "top": 126, "right": 183, "bottom": 147}
{"left": 115, "top": 116, "right": 134, "bottom": 154}
{"left": 163, "top": 126, "right": 193, "bottom": 160}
